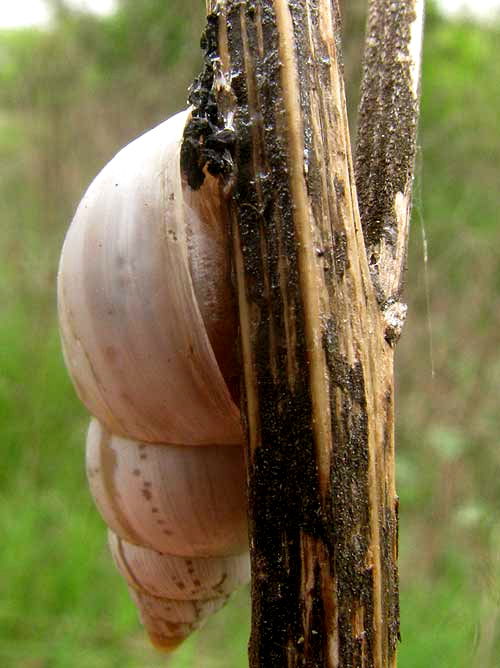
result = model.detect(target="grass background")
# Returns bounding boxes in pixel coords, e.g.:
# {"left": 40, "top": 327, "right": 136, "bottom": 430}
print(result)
{"left": 0, "top": 1, "right": 499, "bottom": 666}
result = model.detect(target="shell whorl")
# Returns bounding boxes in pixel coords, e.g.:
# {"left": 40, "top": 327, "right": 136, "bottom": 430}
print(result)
{"left": 86, "top": 419, "right": 247, "bottom": 558}
{"left": 57, "top": 109, "right": 249, "bottom": 650}
{"left": 57, "top": 109, "right": 241, "bottom": 446}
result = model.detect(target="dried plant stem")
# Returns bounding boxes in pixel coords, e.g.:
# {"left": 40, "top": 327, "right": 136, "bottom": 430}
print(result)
{"left": 184, "top": 1, "right": 424, "bottom": 666}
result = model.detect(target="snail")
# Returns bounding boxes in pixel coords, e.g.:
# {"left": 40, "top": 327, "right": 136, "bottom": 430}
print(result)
{"left": 57, "top": 109, "right": 249, "bottom": 651}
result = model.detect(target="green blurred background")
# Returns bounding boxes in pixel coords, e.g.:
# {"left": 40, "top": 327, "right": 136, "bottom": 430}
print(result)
{"left": 0, "top": 1, "right": 499, "bottom": 666}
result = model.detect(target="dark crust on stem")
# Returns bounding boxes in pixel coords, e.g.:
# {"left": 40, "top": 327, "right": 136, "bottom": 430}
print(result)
{"left": 181, "top": 12, "right": 236, "bottom": 190}
{"left": 226, "top": 4, "right": 335, "bottom": 663}
{"left": 355, "top": 0, "right": 421, "bottom": 300}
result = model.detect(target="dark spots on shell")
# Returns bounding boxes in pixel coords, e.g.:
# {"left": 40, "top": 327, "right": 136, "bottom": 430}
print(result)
{"left": 144, "top": 481, "right": 152, "bottom": 487}
{"left": 163, "top": 529, "right": 173, "bottom": 536}
{"left": 140, "top": 453, "right": 147, "bottom": 460}
{"left": 142, "top": 488, "right": 152, "bottom": 501}
{"left": 176, "top": 581, "right": 186, "bottom": 591}
{"left": 132, "top": 469, "right": 141, "bottom": 476}
{"left": 157, "top": 519, "right": 165, "bottom": 525}
{"left": 151, "top": 507, "right": 159, "bottom": 514}
{"left": 166, "top": 621, "right": 182, "bottom": 633}
{"left": 139, "top": 443, "right": 146, "bottom": 450}
{"left": 117, "top": 275, "right": 130, "bottom": 290}
{"left": 120, "top": 391, "right": 131, "bottom": 404}
{"left": 193, "top": 578, "right": 201, "bottom": 587}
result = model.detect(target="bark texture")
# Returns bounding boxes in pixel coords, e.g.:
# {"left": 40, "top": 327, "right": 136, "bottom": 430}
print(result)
{"left": 181, "top": 1, "right": 423, "bottom": 666}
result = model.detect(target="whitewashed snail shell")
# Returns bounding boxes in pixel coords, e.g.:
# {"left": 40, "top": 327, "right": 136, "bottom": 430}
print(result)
{"left": 57, "top": 109, "right": 249, "bottom": 651}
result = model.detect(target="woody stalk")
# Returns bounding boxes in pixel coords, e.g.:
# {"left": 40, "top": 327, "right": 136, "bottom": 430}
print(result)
{"left": 181, "top": 0, "right": 424, "bottom": 666}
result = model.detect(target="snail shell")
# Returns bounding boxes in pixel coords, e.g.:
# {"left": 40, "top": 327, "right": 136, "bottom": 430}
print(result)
{"left": 57, "top": 109, "right": 248, "bottom": 651}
